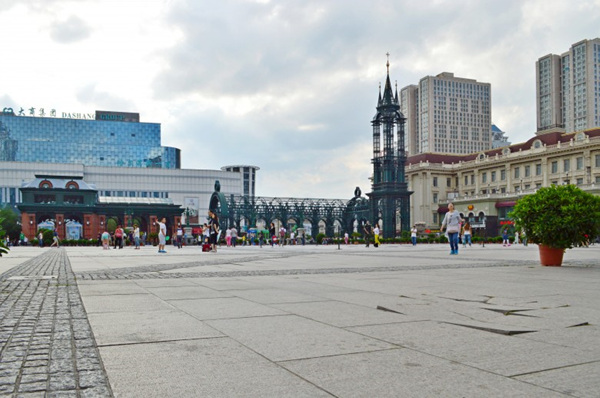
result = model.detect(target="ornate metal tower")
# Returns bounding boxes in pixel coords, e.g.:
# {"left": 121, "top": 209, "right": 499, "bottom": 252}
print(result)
{"left": 368, "top": 55, "right": 412, "bottom": 238}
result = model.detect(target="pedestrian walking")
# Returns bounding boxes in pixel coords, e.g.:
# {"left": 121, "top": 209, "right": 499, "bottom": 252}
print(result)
{"left": 176, "top": 226, "right": 183, "bottom": 248}
{"left": 208, "top": 210, "right": 219, "bottom": 252}
{"left": 363, "top": 221, "right": 373, "bottom": 247}
{"left": 502, "top": 228, "right": 511, "bottom": 247}
{"left": 269, "top": 222, "right": 276, "bottom": 247}
{"left": 462, "top": 222, "right": 472, "bottom": 247}
{"left": 441, "top": 203, "right": 462, "bottom": 255}
{"left": 50, "top": 229, "right": 60, "bottom": 247}
{"left": 373, "top": 223, "right": 381, "bottom": 247}
{"left": 114, "top": 225, "right": 124, "bottom": 249}
{"left": 225, "top": 227, "right": 232, "bottom": 247}
{"left": 38, "top": 231, "right": 44, "bottom": 248}
{"left": 231, "top": 225, "right": 238, "bottom": 247}
{"left": 279, "top": 225, "right": 286, "bottom": 246}
{"left": 411, "top": 225, "right": 418, "bottom": 246}
{"left": 158, "top": 218, "right": 167, "bottom": 253}
{"left": 101, "top": 230, "right": 110, "bottom": 250}
{"left": 133, "top": 224, "right": 140, "bottom": 250}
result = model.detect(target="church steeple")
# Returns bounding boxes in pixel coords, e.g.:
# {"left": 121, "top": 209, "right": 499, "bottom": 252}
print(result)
{"left": 369, "top": 53, "right": 412, "bottom": 238}
{"left": 380, "top": 53, "right": 398, "bottom": 107}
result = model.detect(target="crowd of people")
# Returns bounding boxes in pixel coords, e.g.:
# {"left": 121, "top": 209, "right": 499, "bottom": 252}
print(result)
{"left": 15, "top": 203, "right": 584, "bottom": 255}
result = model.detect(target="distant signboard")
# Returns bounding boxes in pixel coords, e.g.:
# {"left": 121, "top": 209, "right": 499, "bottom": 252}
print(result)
{"left": 95, "top": 110, "right": 140, "bottom": 123}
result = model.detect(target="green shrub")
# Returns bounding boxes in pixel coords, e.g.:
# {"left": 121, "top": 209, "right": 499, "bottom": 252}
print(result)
{"left": 315, "top": 233, "right": 326, "bottom": 244}
{"left": 510, "top": 185, "right": 600, "bottom": 249}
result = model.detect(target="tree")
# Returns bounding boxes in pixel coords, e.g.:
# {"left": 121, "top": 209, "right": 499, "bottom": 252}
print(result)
{"left": 0, "top": 206, "right": 21, "bottom": 242}
{"left": 0, "top": 216, "right": 9, "bottom": 256}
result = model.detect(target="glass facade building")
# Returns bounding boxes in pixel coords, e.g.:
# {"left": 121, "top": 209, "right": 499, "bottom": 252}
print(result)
{"left": 0, "top": 111, "right": 180, "bottom": 168}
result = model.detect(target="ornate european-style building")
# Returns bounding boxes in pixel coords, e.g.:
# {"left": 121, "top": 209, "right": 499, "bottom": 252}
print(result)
{"left": 406, "top": 128, "right": 600, "bottom": 236}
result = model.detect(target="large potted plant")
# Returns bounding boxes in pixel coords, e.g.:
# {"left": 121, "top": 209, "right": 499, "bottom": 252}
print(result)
{"left": 510, "top": 185, "right": 600, "bottom": 266}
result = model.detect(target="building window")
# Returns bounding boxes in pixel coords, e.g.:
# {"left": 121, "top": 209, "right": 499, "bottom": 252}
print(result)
{"left": 39, "top": 180, "right": 53, "bottom": 189}
{"left": 433, "top": 193, "right": 438, "bottom": 203}
{"left": 464, "top": 175, "right": 468, "bottom": 185}
{"left": 470, "top": 175, "right": 475, "bottom": 185}
{"left": 433, "top": 213, "right": 438, "bottom": 224}
{"left": 433, "top": 177, "right": 438, "bottom": 187}
{"left": 536, "top": 164, "right": 542, "bottom": 175}
{"left": 34, "top": 195, "right": 56, "bottom": 204}
{"left": 576, "top": 157, "right": 583, "bottom": 170}
{"left": 482, "top": 172, "right": 487, "bottom": 183}
{"left": 564, "top": 159, "right": 570, "bottom": 172}
{"left": 446, "top": 178, "right": 451, "bottom": 188}
{"left": 500, "top": 187, "right": 506, "bottom": 193}
{"left": 524, "top": 165, "right": 530, "bottom": 177}
{"left": 64, "top": 195, "right": 83, "bottom": 204}
{"left": 491, "top": 171, "right": 496, "bottom": 182}
{"left": 576, "top": 178, "right": 584, "bottom": 185}
{"left": 500, "top": 169, "right": 506, "bottom": 181}
{"left": 514, "top": 167, "right": 520, "bottom": 179}
{"left": 551, "top": 161, "right": 558, "bottom": 173}
{"left": 596, "top": 154, "right": 600, "bottom": 167}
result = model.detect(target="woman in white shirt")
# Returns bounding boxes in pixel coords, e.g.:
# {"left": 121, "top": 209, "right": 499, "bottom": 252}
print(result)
{"left": 373, "top": 223, "right": 381, "bottom": 247}
{"left": 441, "top": 203, "right": 462, "bottom": 255}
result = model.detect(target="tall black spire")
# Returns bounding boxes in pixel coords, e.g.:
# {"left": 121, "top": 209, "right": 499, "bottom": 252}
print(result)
{"left": 368, "top": 53, "right": 412, "bottom": 238}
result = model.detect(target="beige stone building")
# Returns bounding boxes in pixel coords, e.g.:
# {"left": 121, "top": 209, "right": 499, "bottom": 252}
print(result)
{"left": 406, "top": 128, "right": 600, "bottom": 237}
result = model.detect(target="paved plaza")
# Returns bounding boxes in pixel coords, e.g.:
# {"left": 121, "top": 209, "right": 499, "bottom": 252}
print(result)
{"left": 1, "top": 242, "right": 599, "bottom": 397}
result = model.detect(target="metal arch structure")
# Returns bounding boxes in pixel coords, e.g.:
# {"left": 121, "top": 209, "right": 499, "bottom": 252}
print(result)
{"left": 207, "top": 59, "right": 415, "bottom": 239}
{"left": 208, "top": 181, "right": 371, "bottom": 237}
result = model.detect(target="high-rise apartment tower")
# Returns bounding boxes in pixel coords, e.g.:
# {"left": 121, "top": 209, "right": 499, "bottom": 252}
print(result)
{"left": 536, "top": 38, "right": 600, "bottom": 133}
{"left": 400, "top": 72, "right": 492, "bottom": 156}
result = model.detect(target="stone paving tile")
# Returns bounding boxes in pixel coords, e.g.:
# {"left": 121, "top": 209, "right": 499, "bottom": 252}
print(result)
{"left": 0, "top": 249, "right": 113, "bottom": 397}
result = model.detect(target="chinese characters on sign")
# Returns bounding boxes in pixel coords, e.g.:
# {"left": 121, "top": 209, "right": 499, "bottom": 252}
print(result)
{"left": 2, "top": 106, "right": 87, "bottom": 119}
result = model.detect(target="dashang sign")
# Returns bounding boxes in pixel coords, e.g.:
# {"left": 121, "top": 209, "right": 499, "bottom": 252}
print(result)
{"left": 2, "top": 106, "right": 93, "bottom": 119}
{"left": 2, "top": 107, "right": 138, "bottom": 122}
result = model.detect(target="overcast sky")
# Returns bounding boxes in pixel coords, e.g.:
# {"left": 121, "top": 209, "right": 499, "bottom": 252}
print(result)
{"left": 1, "top": 0, "right": 599, "bottom": 198}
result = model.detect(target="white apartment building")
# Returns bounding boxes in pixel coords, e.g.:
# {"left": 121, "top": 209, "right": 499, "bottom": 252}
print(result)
{"left": 406, "top": 128, "right": 600, "bottom": 236}
{"left": 401, "top": 72, "right": 492, "bottom": 156}
{"left": 536, "top": 38, "right": 600, "bottom": 133}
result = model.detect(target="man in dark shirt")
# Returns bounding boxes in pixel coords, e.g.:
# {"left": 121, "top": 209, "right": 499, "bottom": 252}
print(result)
{"left": 363, "top": 221, "right": 372, "bottom": 247}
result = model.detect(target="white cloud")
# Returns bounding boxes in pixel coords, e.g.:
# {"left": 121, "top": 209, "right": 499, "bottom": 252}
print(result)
{"left": 49, "top": 15, "right": 91, "bottom": 43}
{"left": 2, "top": 0, "right": 600, "bottom": 199}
